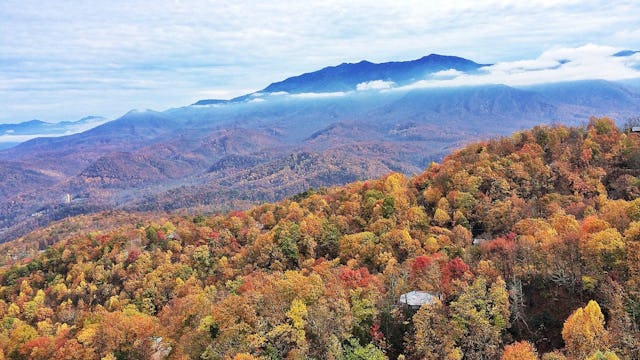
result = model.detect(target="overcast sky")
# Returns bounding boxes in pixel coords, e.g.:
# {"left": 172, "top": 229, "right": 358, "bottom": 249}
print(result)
{"left": 1, "top": 0, "right": 639, "bottom": 123}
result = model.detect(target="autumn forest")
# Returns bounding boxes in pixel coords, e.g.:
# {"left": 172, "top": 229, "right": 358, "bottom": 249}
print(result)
{"left": 1, "top": 118, "right": 640, "bottom": 360}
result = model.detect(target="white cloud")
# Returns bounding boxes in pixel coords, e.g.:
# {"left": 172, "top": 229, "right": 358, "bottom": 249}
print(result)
{"left": 396, "top": 44, "right": 640, "bottom": 90}
{"left": 356, "top": 80, "right": 395, "bottom": 91}
{"left": 65, "top": 117, "right": 110, "bottom": 133}
{"left": 624, "top": 52, "right": 640, "bottom": 68}
{"left": 290, "top": 92, "right": 348, "bottom": 99}
{"left": 431, "top": 69, "right": 465, "bottom": 79}
{"left": 254, "top": 91, "right": 289, "bottom": 97}
{"left": 266, "top": 91, "right": 290, "bottom": 96}
{"left": 0, "top": 117, "right": 109, "bottom": 143}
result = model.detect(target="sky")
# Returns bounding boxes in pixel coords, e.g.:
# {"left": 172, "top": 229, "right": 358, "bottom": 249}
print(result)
{"left": 1, "top": 0, "right": 639, "bottom": 124}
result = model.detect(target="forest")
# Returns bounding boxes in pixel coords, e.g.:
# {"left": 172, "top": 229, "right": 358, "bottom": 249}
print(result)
{"left": 0, "top": 117, "right": 639, "bottom": 359}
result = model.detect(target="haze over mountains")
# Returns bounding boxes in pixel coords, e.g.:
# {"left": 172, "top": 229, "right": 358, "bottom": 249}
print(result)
{"left": 0, "top": 116, "right": 109, "bottom": 150}
{"left": 1, "top": 51, "right": 639, "bottom": 243}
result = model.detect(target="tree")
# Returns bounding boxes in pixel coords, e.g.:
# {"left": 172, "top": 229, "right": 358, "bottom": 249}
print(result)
{"left": 410, "top": 254, "right": 443, "bottom": 293}
{"left": 273, "top": 222, "right": 302, "bottom": 269}
{"left": 562, "top": 300, "right": 607, "bottom": 360}
{"left": 341, "top": 338, "right": 387, "bottom": 360}
{"left": 501, "top": 341, "right": 539, "bottom": 360}
{"left": 339, "top": 232, "right": 379, "bottom": 269}
{"left": 18, "top": 336, "right": 57, "bottom": 360}
{"left": 433, "top": 208, "right": 451, "bottom": 227}
{"left": 449, "top": 276, "right": 510, "bottom": 360}
{"left": 581, "top": 228, "right": 625, "bottom": 273}
{"left": 266, "top": 298, "right": 310, "bottom": 359}
{"left": 412, "top": 299, "right": 462, "bottom": 360}
{"left": 287, "top": 298, "right": 309, "bottom": 351}
{"left": 94, "top": 306, "right": 163, "bottom": 360}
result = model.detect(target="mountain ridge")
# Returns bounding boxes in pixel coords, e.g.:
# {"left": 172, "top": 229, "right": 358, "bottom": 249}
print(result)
{"left": 0, "top": 53, "right": 639, "bottom": 243}
{"left": 193, "top": 53, "right": 489, "bottom": 105}
{"left": 262, "top": 53, "right": 488, "bottom": 94}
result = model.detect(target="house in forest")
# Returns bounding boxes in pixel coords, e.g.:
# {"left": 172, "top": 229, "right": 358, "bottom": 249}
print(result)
{"left": 399, "top": 290, "right": 438, "bottom": 310}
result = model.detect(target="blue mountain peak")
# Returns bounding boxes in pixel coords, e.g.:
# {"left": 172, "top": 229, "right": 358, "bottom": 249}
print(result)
{"left": 613, "top": 50, "right": 639, "bottom": 57}
{"left": 192, "top": 54, "right": 489, "bottom": 105}
{"left": 260, "top": 54, "right": 487, "bottom": 94}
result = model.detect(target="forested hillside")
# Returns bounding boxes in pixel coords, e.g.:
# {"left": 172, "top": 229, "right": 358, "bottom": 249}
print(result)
{"left": 1, "top": 118, "right": 639, "bottom": 360}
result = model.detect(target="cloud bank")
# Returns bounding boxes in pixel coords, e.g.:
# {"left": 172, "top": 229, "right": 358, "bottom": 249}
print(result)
{"left": 356, "top": 80, "right": 396, "bottom": 91}
{"left": 397, "top": 45, "right": 640, "bottom": 90}
{"left": 0, "top": 116, "right": 109, "bottom": 144}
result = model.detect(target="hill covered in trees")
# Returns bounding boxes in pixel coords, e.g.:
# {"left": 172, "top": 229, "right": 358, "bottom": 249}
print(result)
{"left": 0, "top": 118, "right": 639, "bottom": 359}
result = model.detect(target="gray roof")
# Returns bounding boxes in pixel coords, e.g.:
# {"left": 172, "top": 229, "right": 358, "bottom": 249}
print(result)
{"left": 399, "top": 291, "right": 437, "bottom": 307}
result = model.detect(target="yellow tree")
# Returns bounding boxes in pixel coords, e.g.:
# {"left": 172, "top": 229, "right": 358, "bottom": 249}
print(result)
{"left": 266, "top": 298, "right": 310, "bottom": 359}
{"left": 287, "top": 298, "right": 309, "bottom": 356}
{"left": 562, "top": 300, "right": 607, "bottom": 359}
{"left": 433, "top": 208, "right": 451, "bottom": 227}
{"left": 413, "top": 299, "right": 462, "bottom": 360}
{"left": 451, "top": 276, "right": 509, "bottom": 359}
{"left": 581, "top": 228, "right": 625, "bottom": 273}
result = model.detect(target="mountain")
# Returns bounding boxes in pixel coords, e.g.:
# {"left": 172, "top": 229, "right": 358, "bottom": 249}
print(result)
{"left": 0, "top": 116, "right": 108, "bottom": 150}
{"left": 262, "top": 54, "right": 487, "bottom": 94}
{"left": 0, "top": 120, "right": 48, "bottom": 133}
{"left": 0, "top": 111, "right": 178, "bottom": 176}
{"left": 526, "top": 80, "right": 640, "bottom": 111}
{"left": 613, "top": 49, "right": 639, "bottom": 57}
{"left": 193, "top": 54, "right": 488, "bottom": 104}
{"left": 1, "top": 53, "right": 640, "bottom": 243}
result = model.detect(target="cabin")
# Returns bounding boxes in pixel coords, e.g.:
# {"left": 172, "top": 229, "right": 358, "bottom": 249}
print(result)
{"left": 399, "top": 290, "right": 438, "bottom": 310}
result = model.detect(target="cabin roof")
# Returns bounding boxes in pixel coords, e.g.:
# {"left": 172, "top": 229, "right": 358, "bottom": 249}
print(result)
{"left": 399, "top": 290, "right": 437, "bottom": 307}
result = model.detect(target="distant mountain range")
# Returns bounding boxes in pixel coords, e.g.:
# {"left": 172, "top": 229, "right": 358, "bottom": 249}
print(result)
{"left": 0, "top": 116, "right": 108, "bottom": 150}
{"left": 1, "top": 52, "right": 639, "bottom": 243}
{"left": 614, "top": 49, "right": 640, "bottom": 57}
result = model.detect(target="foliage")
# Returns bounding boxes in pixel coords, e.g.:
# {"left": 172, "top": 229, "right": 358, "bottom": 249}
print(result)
{"left": 562, "top": 300, "right": 607, "bottom": 360}
{"left": 501, "top": 341, "right": 539, "bottom": 360}
{"left": 0, "top": 120, "right": 639, "bottom": 359}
